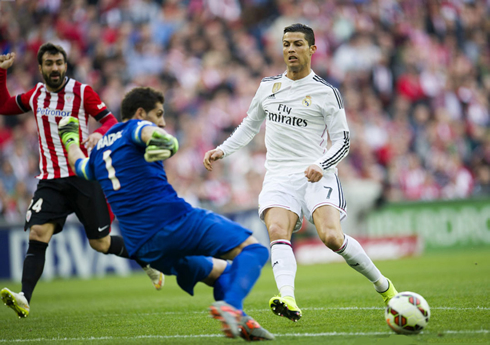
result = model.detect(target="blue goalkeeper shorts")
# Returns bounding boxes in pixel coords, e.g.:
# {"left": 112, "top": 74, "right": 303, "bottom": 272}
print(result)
{"left": 135, "top": 208, "right": 252, "bottom": 295}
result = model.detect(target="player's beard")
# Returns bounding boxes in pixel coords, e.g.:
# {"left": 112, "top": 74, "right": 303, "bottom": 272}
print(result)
{"left": 42, "top": 70, "right": 66, "bottom": 90}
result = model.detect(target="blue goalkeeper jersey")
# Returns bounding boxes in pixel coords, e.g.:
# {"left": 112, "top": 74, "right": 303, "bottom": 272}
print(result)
{"left": 80, "top": 119, "right": 192, "bottom": 256}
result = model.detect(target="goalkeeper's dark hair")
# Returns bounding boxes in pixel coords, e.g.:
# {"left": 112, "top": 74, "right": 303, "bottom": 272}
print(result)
{"left": 37, "top": 42, "right": 67, "bottom": 65}
{"left": 121, "top": 87, "right": 165, "bottom": 121}
{"left": 283, "top": 23, "right": 315, "bottom": 46}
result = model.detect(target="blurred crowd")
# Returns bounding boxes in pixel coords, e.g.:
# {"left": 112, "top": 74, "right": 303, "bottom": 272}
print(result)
{"left": 0, "top": 0, "right": 489, "bottom": 224}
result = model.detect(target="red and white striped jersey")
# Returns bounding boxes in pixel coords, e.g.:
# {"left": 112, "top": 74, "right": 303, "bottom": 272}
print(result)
{"left": 15, "top": 77, "right": 112, "bottom": 179}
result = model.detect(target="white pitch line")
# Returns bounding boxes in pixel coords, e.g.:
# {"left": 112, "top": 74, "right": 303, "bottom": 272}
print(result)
{"left": 0, "top": 330, "right": 488, "bottom": 343}
{"left": 94, "top": 306, "right": 490, "bottom": 316}
{"left": 303, "top": 306, "right": 490, "bottom": 311}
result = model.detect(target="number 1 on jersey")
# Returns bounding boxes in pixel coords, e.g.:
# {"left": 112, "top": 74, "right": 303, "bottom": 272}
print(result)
{"left": 103, "top": 150, "right": 121, "bottom": 190}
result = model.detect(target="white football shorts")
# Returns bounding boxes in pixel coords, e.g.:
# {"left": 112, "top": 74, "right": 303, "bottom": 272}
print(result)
{"left": 258, "top": 171, "right": 347, "bottom": 232}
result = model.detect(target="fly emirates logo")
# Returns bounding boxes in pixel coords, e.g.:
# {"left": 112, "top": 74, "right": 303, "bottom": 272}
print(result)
{"left": 266, "top": 104, "right": 307, "bottom": 127}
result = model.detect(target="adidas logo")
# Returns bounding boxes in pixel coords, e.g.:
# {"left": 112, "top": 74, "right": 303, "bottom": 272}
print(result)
{"left": 267, "top": 94, "right": 275, "bottom": 99}
{"left": 272, "top": 261, "right": 279, "bottom": 267}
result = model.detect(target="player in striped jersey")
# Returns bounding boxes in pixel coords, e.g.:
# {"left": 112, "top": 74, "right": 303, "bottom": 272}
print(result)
{"left": 0, "top": 43, "right": 163, "bottom": 319}
{"left": 204, "top": 24, "right": 398, "bottom": 322}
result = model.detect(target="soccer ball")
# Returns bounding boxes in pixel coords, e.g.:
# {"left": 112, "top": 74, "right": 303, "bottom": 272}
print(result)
{"left": 385, "top": 291, "right": 430, "bottom": 335}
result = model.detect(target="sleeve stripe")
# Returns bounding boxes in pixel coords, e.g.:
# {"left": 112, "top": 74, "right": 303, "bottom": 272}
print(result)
{"left": 335, "top": 174, "right": 346, "bottom": 210}
{"left": 261, "top": 74, "right": 283, "bottom": 82}
{"left": 313, "top": 75, "right": 344, "bottom": 109}
{"left": 74, "top": 158, "right": 93, "bottom": 180}
{"left": 133, "top": 122, "right": 151, "bottom": 145}
{"left": 321, "top": 146, "right": 349, "bottom": 170}
{"left": 94, "top": 109, "right": 110, "bottom": 121}
{"left": 320, "top": 132, "right": 350, "bottom": 169}
{"left": 321, "top": 131, "right": 349, "bottom": 167}
{"left": 15, "top": 95, "right": 29, "bottom": 112}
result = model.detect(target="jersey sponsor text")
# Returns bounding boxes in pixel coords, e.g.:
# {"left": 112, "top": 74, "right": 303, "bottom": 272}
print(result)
{"left": 36, "top": 108, "right": 72, "bottom": 117}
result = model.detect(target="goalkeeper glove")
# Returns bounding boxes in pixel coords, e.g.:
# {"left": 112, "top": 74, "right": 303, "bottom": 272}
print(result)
{"left": 58, "top": 116, "right": 80, "bottom": 150}
{"left": 144, "top": 130, "right": 179, "bottom": 162}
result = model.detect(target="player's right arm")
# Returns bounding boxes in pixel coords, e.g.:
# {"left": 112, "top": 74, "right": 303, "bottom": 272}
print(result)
{"left": 0, "top": 53, "right": 33, "bottom": 115}
{"left": 203, "top": 83, "right": 266, "bottom": 171}
{"left": 131, "top": 121, "right": 178, "bottom": 162}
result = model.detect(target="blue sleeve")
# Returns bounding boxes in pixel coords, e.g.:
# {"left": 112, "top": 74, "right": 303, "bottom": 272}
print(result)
{"left": 74, "top": 158, "right": 95, "bottom": 180}
{"left": 131, "top": 120, "right": 156, "bottom": 146}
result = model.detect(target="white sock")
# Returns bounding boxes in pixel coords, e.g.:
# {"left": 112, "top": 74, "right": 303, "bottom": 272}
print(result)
{"left": 270, "top": 240, "right": 296, "bottom": 299}
{"left": 336, "top": 234, "right": 388, "bottom": 291}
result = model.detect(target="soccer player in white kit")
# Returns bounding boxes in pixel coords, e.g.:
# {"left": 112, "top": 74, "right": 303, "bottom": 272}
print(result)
{"left": 204, "top": 23, "right": 398, "bottom": 322}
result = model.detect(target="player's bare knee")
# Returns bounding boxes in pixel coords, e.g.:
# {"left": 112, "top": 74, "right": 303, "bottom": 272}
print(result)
{"left": 319, "top": 229, "right": 344, "bottom": 251}
{"left": 202, "top": 258, "right": 228, "bottom": 286}
{"left": 220, "top": 236, "right": 258, "bottom": 260}
{"left": 89, "top": 237, "right": 110, "bottom": 253}
{"left": 28, "top": 223, "right": 54, "bottom": 242}
{"left": 267, "top": 223, "right": 289, "bottom": 241}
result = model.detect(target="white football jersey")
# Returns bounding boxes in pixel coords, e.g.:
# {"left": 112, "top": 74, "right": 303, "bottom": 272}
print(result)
{"left": 218, "top": 70, "right": 350, "bottom": 174}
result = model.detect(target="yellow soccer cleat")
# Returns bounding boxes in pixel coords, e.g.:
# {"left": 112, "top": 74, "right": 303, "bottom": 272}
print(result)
{"left": 269, "top": 295, "right": 302, "bottom": 322}
{"left": 379, "top": 278, "right": 398, "bottom": 305}
{"left": 1, "top": 288, "right": 30, "bottom": 318}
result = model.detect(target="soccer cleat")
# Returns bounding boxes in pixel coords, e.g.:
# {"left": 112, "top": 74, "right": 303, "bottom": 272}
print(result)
{"left": 379, "top": 278, "right": 398, "bottom": 305}
{"left": 142, "top": 265, "right": 164, "bottom": 290}
{"left": 1, "top": 288, "right": 30, "bottom": 318}
{"left": 269, "top": 295, "right": 302, "bottom": 322}
{"left": 239, "top": 315, "right": 275, "bottom": 341}
{"left": 208, "top": 301, "right": 242, "bottom": 338}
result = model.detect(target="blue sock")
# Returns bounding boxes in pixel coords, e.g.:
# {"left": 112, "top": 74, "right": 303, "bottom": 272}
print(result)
{"left": 214, "top": 263, "right": 250, "bottom": 316}
{"left": 213, "top": 262, "right": 232, "bottom": 301}
{"left": 224, "top": 243, "right": 269, "bottom": 311}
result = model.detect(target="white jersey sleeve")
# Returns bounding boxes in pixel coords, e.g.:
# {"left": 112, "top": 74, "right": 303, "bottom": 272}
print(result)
{"left": 216, "top": 83, "right": 267, "bottom": 157}
{"left": 314, "top": 88, "right": 350, "bottom": 171}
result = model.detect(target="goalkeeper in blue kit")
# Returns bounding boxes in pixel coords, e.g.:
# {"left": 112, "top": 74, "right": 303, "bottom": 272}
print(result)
{"left": 58, "top": 87, "right": 274, "bottom": 341}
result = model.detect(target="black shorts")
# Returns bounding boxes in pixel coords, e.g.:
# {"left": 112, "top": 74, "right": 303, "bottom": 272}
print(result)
{"left": 25, "top": 177, "right": 111, "bottom": 240}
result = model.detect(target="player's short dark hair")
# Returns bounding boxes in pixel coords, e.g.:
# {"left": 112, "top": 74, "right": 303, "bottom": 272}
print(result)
{"left": 283, "top": 23, "right": 315, "bottom": 46}
{"left": 37, "top": 43, "right": 67, "bottom": 65}
{"left": 121, "top": 87, "right": 165, "bottom": 121}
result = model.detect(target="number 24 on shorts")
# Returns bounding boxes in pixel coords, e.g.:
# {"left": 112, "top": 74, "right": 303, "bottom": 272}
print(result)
{"left": 28, "top": 198, "right": 43, "bottom": 213}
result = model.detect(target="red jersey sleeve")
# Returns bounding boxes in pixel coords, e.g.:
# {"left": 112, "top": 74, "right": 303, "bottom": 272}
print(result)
{"left": 0, "top": 69, "right": 35, "bottom": 115}
{"left": 83, "top": 85, "right": 118, "bottom": 135}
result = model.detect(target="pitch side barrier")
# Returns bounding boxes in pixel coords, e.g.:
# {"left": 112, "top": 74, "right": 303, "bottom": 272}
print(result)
{"left": 2, "top": 200, "right": 487, "bottom": 279}
{"left": 291, "top": 198, "right": 490, "bottom": 265}
{"left": 365, "top": 198, "right": 490, "bottom": 250}
{"left": 0, "top": 209, "right": 269, "bottom": 281}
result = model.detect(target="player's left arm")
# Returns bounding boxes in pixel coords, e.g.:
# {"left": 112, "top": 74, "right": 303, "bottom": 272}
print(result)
{"left": 58, "top": 117, "right": 95, "bottom": 180}
{"left": 305, "top": 90, "right": 350, "bottom": 182}
{"left": 83, "top": 85, "right": 118, "bottom": 150}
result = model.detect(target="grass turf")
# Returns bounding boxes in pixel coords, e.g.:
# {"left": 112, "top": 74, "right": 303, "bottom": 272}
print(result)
{"left": 0, "top": 247, "right": 489, "bottom": 344}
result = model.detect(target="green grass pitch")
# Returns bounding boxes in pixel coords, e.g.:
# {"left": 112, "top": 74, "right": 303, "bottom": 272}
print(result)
{"left": 1, "top": 247, "right": 489, "bottom": 344}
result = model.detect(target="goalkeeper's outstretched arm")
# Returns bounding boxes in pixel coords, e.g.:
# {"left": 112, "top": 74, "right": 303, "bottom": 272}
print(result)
{"left": 139, "top": 126, "right": 178, "bottom": 162}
